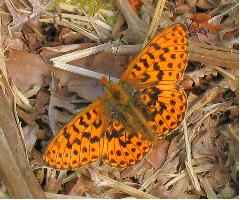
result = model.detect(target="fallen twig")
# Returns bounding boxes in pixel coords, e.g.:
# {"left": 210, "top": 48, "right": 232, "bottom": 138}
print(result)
{"left": 183, "top": 120, "right": 201, "bottom": 192}
{"left": 96, "top": 173, "right": 157, "bottom": 199}
{"left": 143, "top": 0, "right": 167, "bottom": 47}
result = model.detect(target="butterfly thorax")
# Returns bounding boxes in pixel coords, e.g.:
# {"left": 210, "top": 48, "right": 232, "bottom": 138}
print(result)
{"left": 102, "top": 80, "right": 156, "bottom": 141}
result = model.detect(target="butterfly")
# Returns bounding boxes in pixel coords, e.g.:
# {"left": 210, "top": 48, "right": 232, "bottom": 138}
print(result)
{"left": 43, "top": 24, "right": 188, "bottom": 169}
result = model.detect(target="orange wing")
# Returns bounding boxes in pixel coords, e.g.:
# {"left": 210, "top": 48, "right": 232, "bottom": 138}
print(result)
{"left": 140, "top": 84, "right": 187, "bottom": 137}
{"left": 101, "top": 120, "right": 151, "bottom": 168}
{"left": 43, "top": 24, "right": 188, "bottom": 169}
{"left": 43, "top": 100, "right": 106, "bottom": 169}
{"left": 121, "top": 24, "right": 188, "bottom": 86}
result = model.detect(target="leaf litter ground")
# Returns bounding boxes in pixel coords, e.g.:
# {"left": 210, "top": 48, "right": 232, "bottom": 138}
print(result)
{"left": 0, "top": 0, "right": 238, "bottom": 198}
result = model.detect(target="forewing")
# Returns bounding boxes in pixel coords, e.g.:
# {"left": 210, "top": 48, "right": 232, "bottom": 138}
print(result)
{"left": 140, "top": 84, "right": 187, "bottom": 137}
{"left": 121, "top": 24, "right": 188, "bottom": 86}
{"left": 43, "top": 100, "right": 105, "bottom": 169}
{"left": 101, "top": 120, "right": 151, "bottom": 168}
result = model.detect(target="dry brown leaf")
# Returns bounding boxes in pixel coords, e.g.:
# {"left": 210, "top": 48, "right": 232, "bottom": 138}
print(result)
{"left": 68, "top": 176, "right": 93, "bottom": 197}
{"left": 4, "top": 0, "right": 28, "bottom": 28}
{"left": 146, "top": 139, "right": 170, "bottom": 170}
{"left": 206, "top": 165, "right": 231, "bottom": 191}
{"left": 100, "top": 188, "right": 126, "bottom": 198}
{"left": 2, "top": 32, "right": 24, "bottom": 50}
{"left": 196, "top": 31, "right": 218, "bottom": 44}
{"left": 171, "top": 176, "right": 190, "bottom": 198}
{"left": 67, "top": 76, "right": 104, "bottom": 102}
{"left": 44, "top": 170, "right": 67, "bottom": 193}
{"left": 186, "top": 66, "right": 218, "bottom": 86}
{"left": 196, "top": 0, "right": 220, "bottom": 9}
{"left": 120, "top": 159, "right": 151, "bottom": 179}
{"left": 188, "top": 110, "right": 204, "bottom": 125}
{"left": 22, "top": 123, "right": 39, "bottom": 152}
{"left": 6, "top": 50, "right": 52, "bottom": 91}
{"left": 150, "top": 180, "right": 172, "bottom": 198}
{"left": 192, "top": 130, "right": 216, "bottom": 160}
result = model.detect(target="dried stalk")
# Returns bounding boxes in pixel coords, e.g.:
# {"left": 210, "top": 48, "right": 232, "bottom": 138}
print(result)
{"left": 228, "top": 125, "right": 239, "bottom": 142}
{"left": 186, "top": 80, "right": 226, "bottom": 118}
{"left": 183, "top": 120, "right": 201, "bottom": 192}
{"left": 51, "top": 43, "right": 119, "bottom": 82}
{"left": 48, "top": 73, "right": 59, "bottom": 135}
{"left": 0, "top": 17, "right": 45, "bottom": 198}
{"left": 164, "top": 164, "right": 213, "bottom": 188}
{"left": 0, "top": 75, "right": 45, "bottom": 198}
{"left": 143, "top": 0, "right": 167, "bottom": 47}
{"left": 45, "top": 192, "right": 84, "bottom": 199}
{"left": 189, "top": 40, "right": 238, "bottom": 68}
{"left": 59, "top": 20, "right": 100, "bottom": 42}
{"left": 117, "top": 0, "right": 148, "bottom": 43}
{"left": 110, "top": 41, "right": 238, "bottom": 69}
{"left": 96, "top": 173, "right": 157, "bottom": 199}
{"left": 199, "top": 177, "right": 218, "bottom": 199}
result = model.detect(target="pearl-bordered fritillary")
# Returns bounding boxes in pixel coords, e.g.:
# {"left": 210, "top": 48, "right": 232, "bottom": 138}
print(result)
{"left": 43, "top": 24, "right": 188, "bottom": 169}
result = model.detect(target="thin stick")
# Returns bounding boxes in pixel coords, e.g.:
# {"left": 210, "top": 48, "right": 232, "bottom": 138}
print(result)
{"left": 140, "top": 147, "right": 180, "bottom": 190}
{"left": 45, "top": 192, "right": 84, "bottom": 199}
{"left": 199, "top": 177, "right": 218, "bottom": 199}
{"left": 96, "top": 173, "right": 157, "bottom": 199}
{"left": 183, "top": 119, "right": 201, "bottom": 192}
{"left": 142, "top": 0, "right": 166, "bottom": 47}
{"left": 164, "top": 164, "right": 213, "bottom": 188}
{"left": 52, "top": 62, "right": 119, "bottom": 83}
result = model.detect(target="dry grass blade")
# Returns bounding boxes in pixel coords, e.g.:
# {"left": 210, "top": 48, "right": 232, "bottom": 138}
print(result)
{"left": 45, "top": 192, "right": 84, "bottom": 199}
{"left": 96, "top": 173, "right": 157, "bottom": 199}
{"left": 12, "top": 86, "right": 33, "bottom": 112}
{"left": 117, "top": 0, "right": 148, "bottom": 42}
{"left": 143, "top": 0, "right": 167, "bottom": 47}
{"left": 51, "top": 42, "right": 119, "bottom": 82}
{"left": 51, "top": 42, "right": 112, "bottom": 63}
{"left": 59, "top": 20, "right": 100, "bottom": 42}
{"left": 183, "top": 120, "right": 201, "bottom": 192}
{"left": 199, "top": 177, "right": 218, "bottom": 199}
{"left": 186, "top": 80, "right": 226, "bottom": 118}
{"left": 209, "top": 66, "right": 237, "bottom": 81}
{"left": 227, "top": 125, "right": 239, "bottom": 142}
{"left": 53, "top": 62, "right": 119, "bottom": 83}
{"left": 0, "top": 74, "right": 45, "bottom": 198}
{"left": 164, "top": 164, "right": 214, "bottom": 188}
{"left": 140, "top": 145, "right": 182, "bottom": 190}
{"left": 208, "top": 2, "right": 239, "bottom": 24}
{"left": 189, "top": 41, "right": 239, "bottom": 68}
{"left": 0, "top": 19, "right": 7, "bottom": 77}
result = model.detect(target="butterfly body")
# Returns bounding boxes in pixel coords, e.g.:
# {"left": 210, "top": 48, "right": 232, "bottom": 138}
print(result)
{"left": 103, "top": 80, "right": 156, "bottom": 141}
{"left": 43, "top": 24, "right": 188, "bottom": 169}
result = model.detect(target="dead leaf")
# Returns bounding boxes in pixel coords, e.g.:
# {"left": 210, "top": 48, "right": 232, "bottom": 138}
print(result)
{"left": 6, "top": 50, "right": 52, "bottom": 91}
{"left": 68, "top": 176, "right": 92, "bottom": 196}
{"left": 196, "top": 0, "right": 220, "bottom": 9}
{"left": 23, "top": 123, "right": 39, "bottom": 152}
{"left": 45, "top": 170, "right": 67, "bottom": 193}
{"left": 146, "top": 139, "right": 170, "bottom": 170}
{"left": 100, "top": 188, "right": 126, "bottom": 198}
{"left": 206, "top": 165, "right": 231, "bottom": 191}
{"left": 66, "top": 76, "right": 104, "bottom": 102}
{"left": 171, "top": 176, "right": 190, "bottom": 198}
{"left": 192, "top": 129, "right": 216, "bottom": 160}
{"left": 188, "top": 110, "right": 204, "bottom": 125}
